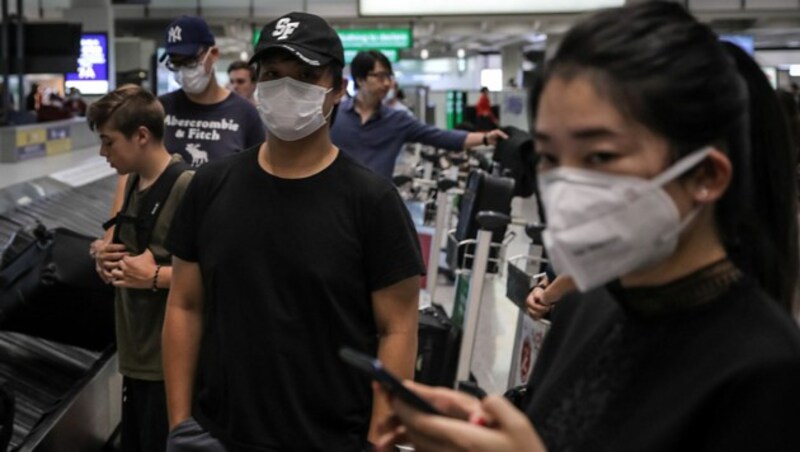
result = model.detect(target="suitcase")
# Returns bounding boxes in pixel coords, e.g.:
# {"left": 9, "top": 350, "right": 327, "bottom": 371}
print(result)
{"left": 447, "top": 169, "right": 515, "bottom": 273}
{"left": 415, "top": 303, "right": 461, "bottom": 387}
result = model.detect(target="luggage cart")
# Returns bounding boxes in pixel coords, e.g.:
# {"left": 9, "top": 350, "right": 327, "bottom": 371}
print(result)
{"left": 505, "top": 223, "right": 551, "bottom": 389}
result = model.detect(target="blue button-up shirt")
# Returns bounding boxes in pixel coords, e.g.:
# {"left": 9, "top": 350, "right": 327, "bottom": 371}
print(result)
{"left": 331, "top": 97, "right": 469, "bottom": 179}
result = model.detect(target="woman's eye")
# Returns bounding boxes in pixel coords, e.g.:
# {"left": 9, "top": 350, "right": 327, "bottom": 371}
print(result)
{"left": 537, "top": 152, "right": 558, "bottom": 168}
{"left": 586, "top": 152, "right": 618, "bottom": 165}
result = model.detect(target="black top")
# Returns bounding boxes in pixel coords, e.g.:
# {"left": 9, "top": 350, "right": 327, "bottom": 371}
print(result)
{"left": 525, "top": 260, "right": 800, "bottom": 452}
{"left": 159, "top": 90, "right": 265, "bottom": 167}
{"left": 166, "top": 146, "right": 425, "bottom": 451}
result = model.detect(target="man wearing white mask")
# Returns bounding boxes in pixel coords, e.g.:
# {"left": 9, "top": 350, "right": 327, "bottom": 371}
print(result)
{"left": 158, "top": 16, "right": 265, "bottom": 167}
{"left": 162, "top": 12, "right": 424, "bottom": 452}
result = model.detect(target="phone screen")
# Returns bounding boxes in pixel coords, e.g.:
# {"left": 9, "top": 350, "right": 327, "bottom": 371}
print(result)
{"left": 339, "top": 347, "right": 442, "bottom": 415}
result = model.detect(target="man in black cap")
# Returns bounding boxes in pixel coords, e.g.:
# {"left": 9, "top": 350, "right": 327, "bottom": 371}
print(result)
{"left": 163, "top": 11, "right": 424, "bottom": 452}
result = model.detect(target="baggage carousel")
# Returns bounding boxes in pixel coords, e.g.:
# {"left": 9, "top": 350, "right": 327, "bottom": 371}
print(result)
{"left": 0, "top": 158, "right": 120, "bottom": 451}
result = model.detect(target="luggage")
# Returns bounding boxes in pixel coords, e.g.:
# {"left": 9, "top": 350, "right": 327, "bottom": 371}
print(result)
{"left": 447, "top": 169, "right": 515, "bottom": 273}
{"left": 492, "top": 126, "right": 537, "bottom": 198}
{"left": 415, "top": 303, "right": 460, "bottom": 387}
{"left": 0, "top": 224, "right": 114, "bottom": 351}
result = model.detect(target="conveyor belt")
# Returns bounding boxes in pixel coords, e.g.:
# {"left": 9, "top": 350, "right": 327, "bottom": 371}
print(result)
{"left": 0, "top": 332, "right": 104, "bottom": 450}
{"left": 0, "top": 174, "right": 119, "bottom": 450}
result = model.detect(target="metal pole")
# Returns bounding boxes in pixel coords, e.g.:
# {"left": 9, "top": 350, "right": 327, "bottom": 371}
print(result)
{"left": 1, "top": 0, "right": 9, "bottom": 119}
{"left": 15, "top": 0, "right": 23, "bottom": 107}
{"left": 455, "top": 228, "right": 492, "bottom": 385}
{"left": 425, "top": 190, "right": 450, "bottom": 298}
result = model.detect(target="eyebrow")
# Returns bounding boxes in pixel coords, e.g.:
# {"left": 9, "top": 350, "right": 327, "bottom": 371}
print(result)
{"left": 534, "top": 127, "right": 619, "bottom": 141}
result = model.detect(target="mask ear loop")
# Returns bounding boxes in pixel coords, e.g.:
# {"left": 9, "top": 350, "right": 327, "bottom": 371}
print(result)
{"left": 322, "top": 87, "right": 335, "bottom": 123}
{"left": 651, "top": 146, "right": 714, "bottom": 187}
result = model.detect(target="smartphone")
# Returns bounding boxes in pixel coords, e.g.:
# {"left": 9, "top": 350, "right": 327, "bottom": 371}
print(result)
{"left": 339, "top": 347, "right": 442, "bottom": 415}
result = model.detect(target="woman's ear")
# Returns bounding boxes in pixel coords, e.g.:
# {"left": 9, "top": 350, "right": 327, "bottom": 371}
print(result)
{"left": 687, "top": 148, "right": 732, "bottom": 204}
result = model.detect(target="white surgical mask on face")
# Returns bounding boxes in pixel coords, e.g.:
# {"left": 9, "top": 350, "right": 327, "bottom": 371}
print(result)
{"left": 174, "top": 52, "right": 212, "bottom": 94}
{"left": 538, "top": 146, "right": 712, "bottom": 292}
{"left": 256, "top": 77, "right": 332, "bottom": 142}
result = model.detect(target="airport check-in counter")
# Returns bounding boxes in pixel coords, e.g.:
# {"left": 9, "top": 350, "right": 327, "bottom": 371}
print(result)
{"left": 0, "top": 118, "right": 98, "bottom": 164}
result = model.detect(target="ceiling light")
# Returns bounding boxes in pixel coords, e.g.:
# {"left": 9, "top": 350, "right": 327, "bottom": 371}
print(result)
{"left": 421, "top": 49, "right": 429, "bottom": 59}
{"left": 457, "top": 48, "right": 466, "bottom": 59}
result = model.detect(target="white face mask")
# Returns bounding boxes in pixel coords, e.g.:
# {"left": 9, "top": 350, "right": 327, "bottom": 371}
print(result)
{"left": 385, "top": 88, "right": 396, "bottom": 102}
{"left": 256, "top": 77, "right": 333, "bottom": 142}
{"left": 174, "top": 52, "right": 212, "bottom": 94}
{"left": 538, "top": 147, "right": 712, "bottom": 292}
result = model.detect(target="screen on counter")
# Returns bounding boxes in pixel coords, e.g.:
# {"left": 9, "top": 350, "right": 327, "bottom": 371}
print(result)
{"left": 65, "top": 33, "right": 109, "bottom": 95}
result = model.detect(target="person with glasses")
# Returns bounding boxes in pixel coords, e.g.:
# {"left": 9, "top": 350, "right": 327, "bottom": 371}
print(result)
{"left": 91, "top": 17, "right": 265, "bottom": 284}
{"left": 331, "top": 50, "right": 508, "bottom": 180}
{"left": 227, "top": 60, "right": 256, "bottom": 104}
{"left": 157, "top": 16, "right": 265, "bottom": 167}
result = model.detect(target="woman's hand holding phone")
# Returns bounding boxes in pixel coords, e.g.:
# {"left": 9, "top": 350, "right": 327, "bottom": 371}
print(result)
{"left": 375, "top": 381, "right": 547, "bottom": 452}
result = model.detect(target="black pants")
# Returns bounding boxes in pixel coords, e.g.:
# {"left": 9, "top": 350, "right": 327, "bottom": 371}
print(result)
{"left": 121, "top": 376, "right": 169, "bottom": 452}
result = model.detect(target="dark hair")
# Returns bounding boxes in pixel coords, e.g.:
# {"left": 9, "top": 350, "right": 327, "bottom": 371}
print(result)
{"left": 227, "top": 60, "right": 256, "bottom": 82}
{"left": 87, "top": 84, "right": 165, "bottom": 141}
{"left": 350, "top": 50, "right": 392, "bottom": 89}
{"left": 539, "top": 2, "right": 798, "bottom": 310}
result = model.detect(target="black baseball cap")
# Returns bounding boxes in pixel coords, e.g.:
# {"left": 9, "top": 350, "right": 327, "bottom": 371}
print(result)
{"left": 250, "top": 12, "right": 344, "bottom": 67}
{"left": 159, "top": 16, "right": 215, "bottom": 62}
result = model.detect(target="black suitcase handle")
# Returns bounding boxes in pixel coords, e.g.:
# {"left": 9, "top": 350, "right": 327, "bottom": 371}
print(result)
{"left": 476, "top": 211, "right": 510, "bottom": 232}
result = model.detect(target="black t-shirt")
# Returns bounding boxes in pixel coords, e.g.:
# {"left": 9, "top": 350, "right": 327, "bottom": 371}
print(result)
{"left": 525, "top": 274, "right": 800, "bottom": 452}
{"left": 166, "top": 146, "right": 425, "bottom": 451}
{"left": 159, "top": 90, "right": 265, "bottom": 167}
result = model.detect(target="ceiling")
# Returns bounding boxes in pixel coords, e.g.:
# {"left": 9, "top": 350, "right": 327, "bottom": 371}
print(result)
{"left": 14, "top": 0, "right": 800, "bottom": 57}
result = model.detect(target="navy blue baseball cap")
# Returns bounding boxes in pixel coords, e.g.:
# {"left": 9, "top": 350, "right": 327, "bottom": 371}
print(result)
{"left": 159, "top": 16, "right": 215, "bottom": 62}
{"left": 250, "top": 12, "right": 344, "bottom": 67}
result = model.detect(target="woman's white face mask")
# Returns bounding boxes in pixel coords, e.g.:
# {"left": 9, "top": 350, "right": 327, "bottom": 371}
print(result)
{"left": 538, "top": 146, "right": 712, "bottom": 292}
{"left": 256, "top": 77, "right": 333, "bottom": 142}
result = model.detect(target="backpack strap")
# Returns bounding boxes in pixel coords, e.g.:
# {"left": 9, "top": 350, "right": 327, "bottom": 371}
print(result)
{"left": 103, "top": 161, "right": 190, "bottom": 253}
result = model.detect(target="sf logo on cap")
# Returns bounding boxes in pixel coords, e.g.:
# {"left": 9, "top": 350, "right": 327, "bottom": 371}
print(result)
{"left": 273, "top": 18, "right": 299, "bottom": 41}
{"left": 168, "top": 26, "right": 182, "bottom": 43}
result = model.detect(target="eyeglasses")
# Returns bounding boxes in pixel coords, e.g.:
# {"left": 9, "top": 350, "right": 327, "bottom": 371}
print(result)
{"left": 367, "top": 71, "right": 394, "bottom": 82}
{"left": 165, "top": 49, "right": 208, "bottom": 72}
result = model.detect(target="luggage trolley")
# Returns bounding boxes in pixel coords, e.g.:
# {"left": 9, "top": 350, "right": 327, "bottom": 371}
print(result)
{"left": 451, "top": 211, "right": 514, "bottom": 387}
{"left": 505, "top": 223, "right": 551, "bottom": 389}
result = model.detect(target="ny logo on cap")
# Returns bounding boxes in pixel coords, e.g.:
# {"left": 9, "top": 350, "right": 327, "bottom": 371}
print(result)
{"left": 168, "top": 26, "right": 182, "bottom": 43}
{"left": 273, "top": 18, "right": 299, "bottom": 41}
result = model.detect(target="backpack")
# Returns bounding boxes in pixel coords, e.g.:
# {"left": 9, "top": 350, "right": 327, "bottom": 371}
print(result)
{"left": 492, "top": 126, "right": 537, "bottom": 198}
{"left": 103, "top": 161, "right": 190, "bottom": 253}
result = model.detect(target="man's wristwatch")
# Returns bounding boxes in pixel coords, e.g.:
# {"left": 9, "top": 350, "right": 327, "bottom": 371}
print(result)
{"left": 482, "top": 133, "right": 489, "bottom": 146}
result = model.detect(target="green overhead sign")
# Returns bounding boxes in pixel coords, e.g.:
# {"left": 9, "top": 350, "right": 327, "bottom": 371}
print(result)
{"left": 252, "top": 27, "right": 411, "bottom": 62}
{"left": 337, "top": 28, "right": 412, "bottom": 50}
{"left": 344, "top": 48, "right": 399, "bottom": 64}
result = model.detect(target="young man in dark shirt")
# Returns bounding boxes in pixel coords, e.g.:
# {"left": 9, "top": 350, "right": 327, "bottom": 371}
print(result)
{"left": 91, "top": 16, "right": 266, "bottom": 286}
{"left": 163, "top": 12, "right": 424, "bottom": 452}
{"left": 87, "top": 85, "right": 193, "bottom": 452}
